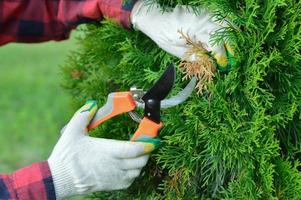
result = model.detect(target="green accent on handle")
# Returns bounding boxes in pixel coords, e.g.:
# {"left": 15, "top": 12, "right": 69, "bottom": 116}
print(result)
{"left": 133, "top": 135, "right": 162, "bottom": 150}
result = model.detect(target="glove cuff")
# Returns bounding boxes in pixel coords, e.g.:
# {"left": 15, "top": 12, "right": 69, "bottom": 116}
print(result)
{"left": 48, "top": 158, "right": 76, "bottom": 200}
{"left": 130, "top": 0, "right": 148, "bottom": 30}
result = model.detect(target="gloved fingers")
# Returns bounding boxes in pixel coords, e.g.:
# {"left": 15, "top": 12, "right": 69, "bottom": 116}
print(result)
{"left": 211, "top": 44, "right": 227, "bottom": 67}
{"left": 212, "top": 43, "right": 235, "bottom": 72}
{"left": 98, "top": 168, "right": 142, "bottom": 191}
{"left": 60, "top": 125, "right": 67, "bottom": 135}
{"left": 133, "top": 136, "right": 161, "bottom": 152}
{"left": 93, "top": 138, "right": 148, "bottom": 159}
{"left": 65, "top": 100, "right": 98, "bottom": 136}
{"left": 125, "top": 169, "right": 142, "bottom": 180}
{"left": 120, "top": 155, "right": 149, "bottom": 170}
{"left": 131, "top": 0, "right": 143, "bottom": 19}
{"left": 156, "top": 41, "right": 187, "bottom": 60}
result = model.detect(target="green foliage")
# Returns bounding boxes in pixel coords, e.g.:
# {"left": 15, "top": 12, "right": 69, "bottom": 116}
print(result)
{"left": 0, "top": 41, "right": 73, "bottom": 173}
{"left": 62, "top": 0, "right": 301, "bottom": 199}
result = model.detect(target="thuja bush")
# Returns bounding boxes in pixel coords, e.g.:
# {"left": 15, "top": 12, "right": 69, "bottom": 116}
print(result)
{"left": 62, "top": 0, "right": 301, "bottom": 199}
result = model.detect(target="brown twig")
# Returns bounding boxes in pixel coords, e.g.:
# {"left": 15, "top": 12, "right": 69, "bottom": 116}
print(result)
{"left": 178, "top": 29, "right": 216, "bottom": 94}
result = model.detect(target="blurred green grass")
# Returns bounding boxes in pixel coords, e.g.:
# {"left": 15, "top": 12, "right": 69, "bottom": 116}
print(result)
{"left": 0, "top": 39, "right": 75, "bottom": 173}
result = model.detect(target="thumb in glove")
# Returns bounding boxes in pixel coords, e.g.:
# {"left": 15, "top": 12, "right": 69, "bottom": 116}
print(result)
{"left": 48, "top": 100, "right": 159, "bottom": 199}
{"left": 131, "top": 0, "right": 236, "bottom": 72}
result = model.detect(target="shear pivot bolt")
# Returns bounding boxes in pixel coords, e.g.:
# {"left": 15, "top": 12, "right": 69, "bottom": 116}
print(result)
{"left": 147, "top": 99, "right": 157, "bottom": 108}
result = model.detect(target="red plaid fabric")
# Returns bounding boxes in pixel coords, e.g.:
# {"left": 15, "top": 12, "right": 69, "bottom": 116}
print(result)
{"left": 0, "top": 161, "right": 55, "bottom": 200}
{"left": 0, "top": 1, "right": 138, "bottom": 199}
{"left": 0, "top": 0, "right": 137, "bottom": 46}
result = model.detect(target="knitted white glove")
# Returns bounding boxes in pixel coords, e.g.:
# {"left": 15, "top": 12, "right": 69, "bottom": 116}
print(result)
{"left": 131, "top": 0, "right": 234, "bottom": 69}
{"left": 48, "top": 101, "right": 153, "bottom": 199}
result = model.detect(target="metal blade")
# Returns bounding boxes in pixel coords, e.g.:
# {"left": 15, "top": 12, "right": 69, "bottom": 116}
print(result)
{"left": 142, "top": 64, "right": 176, "bottom": 123}
{"left": 142, "top": 64, "right": 176, "bottom": 102}
{"left": 135, "top": 77, "right": 196, "bottom": 109}
{"left": 160, "top": 77, "right": 196, "bottom": 108}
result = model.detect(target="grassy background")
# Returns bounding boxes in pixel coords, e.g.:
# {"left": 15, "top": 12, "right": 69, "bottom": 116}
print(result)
{"left": 0, "top": 39, "right": 75, "bottom": 173}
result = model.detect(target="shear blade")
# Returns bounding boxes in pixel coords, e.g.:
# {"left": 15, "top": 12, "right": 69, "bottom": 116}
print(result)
{"left": 135, "top": 77, "right": 197, "bottom": 109}
{"left": 142, "top": 64, "right": 176, "bottom": 102}
{"left": 142, "top": 64, "right": 176, "bottom": 123}
{"left": 160, "top": 76, "right": 196, "bottom": 108}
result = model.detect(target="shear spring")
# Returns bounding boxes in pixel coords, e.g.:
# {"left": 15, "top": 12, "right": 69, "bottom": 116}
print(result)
{"left": 128, "top": 111, "right": 142, "bottom": 123}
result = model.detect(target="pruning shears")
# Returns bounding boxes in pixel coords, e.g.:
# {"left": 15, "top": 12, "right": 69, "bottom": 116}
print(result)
{"left": 88, "top": 64, "right": 196, "bottom": 143}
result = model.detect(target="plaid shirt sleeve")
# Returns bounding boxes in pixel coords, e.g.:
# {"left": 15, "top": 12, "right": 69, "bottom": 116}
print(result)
{"left": 0, "top": 0, "right": 137, "bottom": 46}
{"left": 0, "top": 162, "right": 56, "bottom": 200}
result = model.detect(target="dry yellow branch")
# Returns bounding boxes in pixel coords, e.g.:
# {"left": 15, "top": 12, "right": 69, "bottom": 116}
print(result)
{"left": 178, "top": 29, "right": 216, "bottom": 94}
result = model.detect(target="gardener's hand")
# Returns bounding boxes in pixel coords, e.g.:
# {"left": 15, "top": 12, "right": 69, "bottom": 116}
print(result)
{"left": 131, "top": 0, "right": 234, "bottom": 69}
{"left": 48, "top": 101, "right": 153, "bottom": 200}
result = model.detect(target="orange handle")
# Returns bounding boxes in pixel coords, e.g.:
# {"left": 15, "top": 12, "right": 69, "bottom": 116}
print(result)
{"left": 88, "top": 92, "right": 136, "bottom": 130}
{"left": 131, "top": 117, "right": 163, "bottom": 141}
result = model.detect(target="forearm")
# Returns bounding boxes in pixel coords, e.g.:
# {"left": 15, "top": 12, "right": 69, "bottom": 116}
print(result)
{"left": 0, "top": 0, "right": 137, "bottom": 46}
{"left": 0, "top": 162, "right": 55, "bottom": 200}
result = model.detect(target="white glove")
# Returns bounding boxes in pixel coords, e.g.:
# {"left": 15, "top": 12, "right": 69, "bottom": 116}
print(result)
{"left": 131, "top": 0, "right": 234, "bottom": 69}
{"left": 48, "top": 101, "right": 154, "bottom": 199}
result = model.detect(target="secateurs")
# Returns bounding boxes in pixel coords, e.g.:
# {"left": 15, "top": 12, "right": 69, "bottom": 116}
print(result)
{"left": 88, "top": 64, "right": 197, "bottom": 142}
